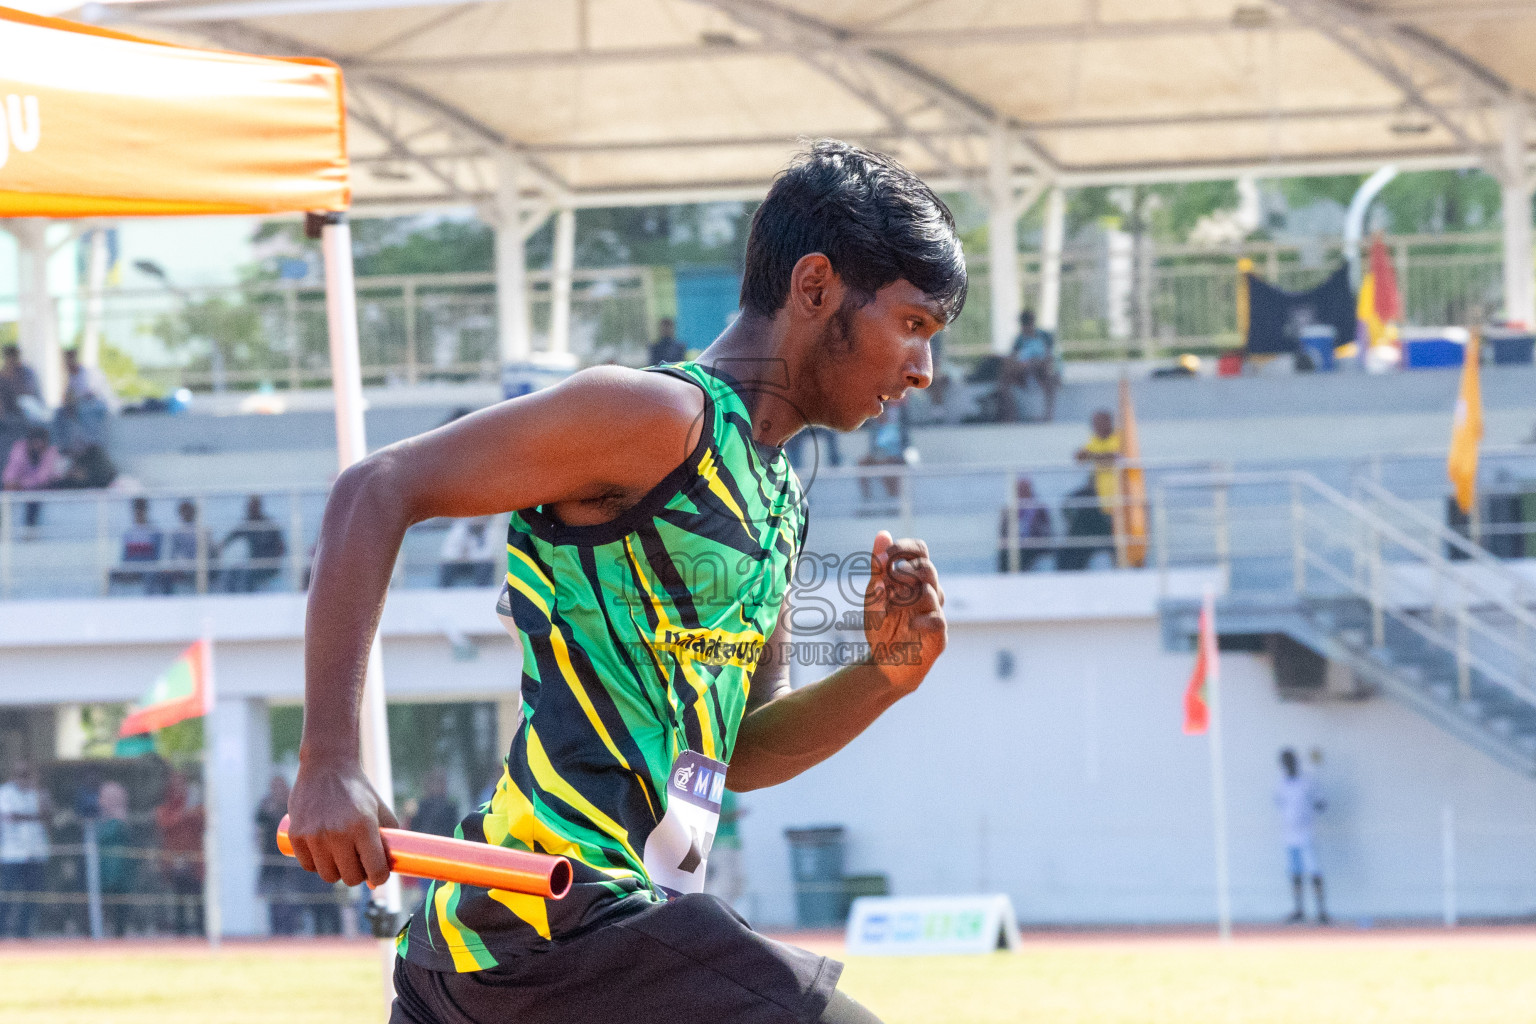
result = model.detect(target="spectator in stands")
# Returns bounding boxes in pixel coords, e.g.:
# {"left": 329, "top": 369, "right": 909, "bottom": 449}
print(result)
{"left": 1275, "top": 748, "right": 1329, "bottom": 925}
{"left": 3, "top": 425, "right": 64, "bottom": 529}
{"left": 112, "top": 497, "right": 164, "bottom": 594}
{"left": 409, "top": 768, "right": 460, "bottom": 839}
{"left": 155, "top": 769, "right": 204, "bottom": 936}
{"left": 96, "top": 780, "right": 136, "bottom": 938}
{"left": 0, "top": 759, "right": 51, "bottom": 939}
{"left": 997, "top": 477, "right": 1053, "bottom": 572}
{"left": 784, "top": 425, "right": 842, "bottom": 472}
{"left": 438, "top": 517, "right": 500, "bottom": 587}
{"left": 164, "top": 500, "right": 210, "bottom": 594}
{"left": 993, "top": 310, "right": 1060, "bottom": 423}
{"left": 50, "top": 443, "right": 117, "bottom": 490}
{"left": 54, "top": 348, "right": 117, "bottom": 455}
{"left": 218, "top": 495, "right": 287, "bottom": 593}
{"left": 1058, "top": 410, "right": 1120, "bottom": 570}
{"left": 646, "top": 317, "right": 686, "bottom": 365}
{"left": 0, "top": 343, "right": 42, "bottom": 424}
{"left": 859, "top": 396, "right": 910, "bottom": 503}
{"left": 255, "top": 775, "right": 300, "bottom": 936}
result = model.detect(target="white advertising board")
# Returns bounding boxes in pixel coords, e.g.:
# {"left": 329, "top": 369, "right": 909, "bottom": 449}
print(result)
{"left": 845, "top": 894, "right": 1020, "bottom": 956}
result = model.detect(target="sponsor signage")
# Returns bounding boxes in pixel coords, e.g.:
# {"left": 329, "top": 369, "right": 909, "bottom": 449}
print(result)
{"left": 846, "top": 894, "right": 1020, "bottom": 956}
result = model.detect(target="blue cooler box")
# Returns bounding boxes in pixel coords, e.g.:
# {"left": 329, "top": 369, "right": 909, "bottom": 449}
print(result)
{"left": 1486, "top": 328, "right": 1535, "bottom": 366}
{"left": 1299, "top": 325, "right": 1337, "bottom": 370}
{"left": 1401, "top": 328, "right": 1468, "bottom": 369}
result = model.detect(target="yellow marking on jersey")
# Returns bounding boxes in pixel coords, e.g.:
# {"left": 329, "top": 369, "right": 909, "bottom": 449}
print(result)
{"left": 432, "top": 883, "right": 485, "bottom": 972}
{"left": 488, "top": 890, "right": 551, "bottom": 940}
{"left": 623, "top": 534, "right": 673, "bottom": 633}
{"left": 508, "top": 544, "right": 556, "bottom": 596}
{"left": 547, "top": 618, "right": 635, "bottom": 772}
{"left": 482, "top": 764, "right": 634, "bottom": 879}
{"left": 698, "top": 448, "right": 753, "bottom": 538}
{"left": 506, "top": 568, "right": 552, "bottom": 618}
{"left": 622, "top": 534, "right": 718, "bottom": 758}
{"left": 527, "top": 726, "right": 643, "bottom": 869}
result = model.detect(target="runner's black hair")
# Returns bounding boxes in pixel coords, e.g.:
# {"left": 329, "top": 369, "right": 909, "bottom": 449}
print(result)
{"left": 740, "top": 139, "right": 967, "bottom": 323}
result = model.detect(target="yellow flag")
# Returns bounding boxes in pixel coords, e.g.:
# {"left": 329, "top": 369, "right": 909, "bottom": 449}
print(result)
{"left": 1357, "top": 273, "right": 1383, "bottom": 347}
{"left": 1115, "top": 376, "right": 1148, "bottom": 568}
{"left": 1447, "top": 330, "right": 1483, "bottom": 515}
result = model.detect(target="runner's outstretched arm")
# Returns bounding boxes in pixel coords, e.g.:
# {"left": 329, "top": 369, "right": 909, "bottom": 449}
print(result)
{"left": 728, "top": 531, "right": 945, "bottom": 791}
{"left": 287, "top": 368, "right": 703, "bottom": 888}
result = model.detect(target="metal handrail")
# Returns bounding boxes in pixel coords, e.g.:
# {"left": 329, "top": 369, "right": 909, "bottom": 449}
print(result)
{"left": 1157, "top": 468, "right": 1536, "bottom": 710}
{"left": 1353, "top": 477, "right": 1536, "bottom": 596}
{"left": 1160, "top": 469, "right": 1536, "bottom": 630}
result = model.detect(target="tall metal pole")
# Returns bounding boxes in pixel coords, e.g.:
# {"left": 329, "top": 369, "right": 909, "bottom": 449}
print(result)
{"left": 1203, "top": 589, "right": 1233, "bottom": 942}
{"left": 494, "top": 154, "right": 533, "bottom": 365}
{"left": 81, "top": 227, "right": 109, "bottom": 370}
{"left": 319, "top": 212, "right": 400, "bottom": 1013}
{"left": 1038, "top": 186, "right": 1066, "bottom": 333}
{"left": 986, "top": 125, "right": 1022, "bottom": 355}
{"left": 12, "top": 219, "right": 62, "bottom": 405}
{"left": 1498, "top": 104, "right": 1534, "bottom": 328}
{"left": 548, "top": 207, "right": 576, "bottom": 358}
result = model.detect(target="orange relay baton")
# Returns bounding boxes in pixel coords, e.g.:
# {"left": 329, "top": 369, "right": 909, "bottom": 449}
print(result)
{"left": 276, "top": 814, "right": 573, "bottom": 900}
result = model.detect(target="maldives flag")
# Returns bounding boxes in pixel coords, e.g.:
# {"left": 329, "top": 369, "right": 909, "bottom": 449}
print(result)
{"left": 1183, "top": 597, "right": 1217, "bottom": 735}
{"left": 119, "top": 640, "right": 212, "bottom": 736}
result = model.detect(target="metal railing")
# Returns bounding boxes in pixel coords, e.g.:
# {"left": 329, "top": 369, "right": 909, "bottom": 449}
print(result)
{"left": 8, "top": 231, "right": 1510, "bottom": 395}
{"left": 2, "top": 447, "right": 1534, "bottom": 601}
{"left": 1154, "top": 470, "right": 1536, "bottom": 757}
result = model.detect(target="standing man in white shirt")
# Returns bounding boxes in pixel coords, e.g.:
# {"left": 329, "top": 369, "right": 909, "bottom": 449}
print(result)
{"left": 1275, "top": 748, "right": 1328, "bottom": 925}
{"left": 0, "top": 760, "right": 52, "bottom": 938}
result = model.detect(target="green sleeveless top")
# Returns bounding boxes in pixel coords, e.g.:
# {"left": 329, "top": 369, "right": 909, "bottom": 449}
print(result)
{"left": 399, "top": 362, "right": 807, "bottom": 972}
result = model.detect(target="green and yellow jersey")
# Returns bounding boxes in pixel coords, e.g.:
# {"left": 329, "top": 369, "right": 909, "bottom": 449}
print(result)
{"left": 399, "top": 361, "right": 806, "bottom": 972}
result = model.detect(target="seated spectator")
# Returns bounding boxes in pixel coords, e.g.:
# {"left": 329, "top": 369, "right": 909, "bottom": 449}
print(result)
{"left": 110, "top": 497, "right": 164, "bottom": 594}
{"left": 997, "top": 477, "right": 1053, "bottom": 572}
{"left": 438, "top": 517, "right": 500, "bottom": 587}
{"left": 255, "top": 776, "right": 300, "bottom": 936}
{"left": 54, "top": 348, "right": 118, "bottom": 455}
{"left": 96, "top": 780, "right": 136, "bottom": 938}
{"left": 164, "top": 500, "right": 210, "bottom": 593}
{"left": 51, "top": 444, "right": 118, "bottom": 490}
{"left": 992, "top": 310, "right": 1060, "bottom": 423}
{"left": 646, "top": 317, "right": 686, "bottom": 365}
{"left": 154, "top": 770, "right": 204, "bottom": 937}
{"left": 0, "top": 759, "right": 51, "bottom": 939}
{"left": 1059, "top": 410, "right": 1121, "bottom": 570}
{"left": 0, "top": 343, "right": 43, "bottom": 426}
{"left": 859, "top": 397, "right": 910, "bottom": 503}
{"left": 784, "top": 425, "right": 842, "bottom": 473}
{"left": 409, "top": 768, "right": 461, "bottom": 838}
{"left": 218, "top": 495, "right": 287, "bottom": 593}
{"left": 3, "top": 425, "right": 63, "bottom": 528}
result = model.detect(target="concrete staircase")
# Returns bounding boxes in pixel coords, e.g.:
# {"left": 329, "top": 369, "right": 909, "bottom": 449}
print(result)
{"left": 1158, "top": 471, "right": 1536, "bottom": 776}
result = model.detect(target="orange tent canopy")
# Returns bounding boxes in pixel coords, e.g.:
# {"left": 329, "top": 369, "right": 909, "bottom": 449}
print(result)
{"left": 0, "top": 5, "right": 348, "bottom": 217}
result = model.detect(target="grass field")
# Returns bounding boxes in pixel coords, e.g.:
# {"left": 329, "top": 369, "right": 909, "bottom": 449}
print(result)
{"left": 4, "top": 930, "right": 1536, "bottom": 1024}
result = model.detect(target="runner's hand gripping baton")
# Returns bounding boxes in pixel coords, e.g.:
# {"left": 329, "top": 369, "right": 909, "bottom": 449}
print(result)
{"left": 276, "top": 814, "right": 573, "bottom": 900}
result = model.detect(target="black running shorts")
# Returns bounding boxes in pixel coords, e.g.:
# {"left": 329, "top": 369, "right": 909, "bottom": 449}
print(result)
{"left": 391, "top": 893, "right": 843, "bottom": 1024}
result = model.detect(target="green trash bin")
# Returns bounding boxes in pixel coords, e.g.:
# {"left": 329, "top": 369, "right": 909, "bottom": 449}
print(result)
{"left": 785, "top": 826, "right": 846, "bottom": 928}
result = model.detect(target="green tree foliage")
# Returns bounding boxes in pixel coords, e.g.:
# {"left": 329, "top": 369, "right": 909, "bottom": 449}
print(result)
{"left": 1063, "top": 182, "right": 1240, "bottom": 242}
{"left": 1278, "top": 169, "right": 1503, "bottom": 233}
{"left": 147, "top": 294, "right": 269, "bottom": 378}
{"left": 154, "top": 716, "right": 204, "bottom": 766}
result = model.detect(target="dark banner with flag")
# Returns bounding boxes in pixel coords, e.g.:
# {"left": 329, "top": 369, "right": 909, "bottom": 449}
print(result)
{"left": 1244, "top": 264, "right": 1356, "bottom": 355}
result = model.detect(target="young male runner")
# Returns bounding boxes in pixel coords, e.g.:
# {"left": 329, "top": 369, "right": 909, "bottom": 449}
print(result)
{"left": 286, "top": 140, "right": 966, "bottom": 1024}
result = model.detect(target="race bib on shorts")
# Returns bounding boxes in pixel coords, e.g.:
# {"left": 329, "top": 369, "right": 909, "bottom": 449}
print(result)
{"left": 642, "top": 750, "right": 727, "bottom": 897}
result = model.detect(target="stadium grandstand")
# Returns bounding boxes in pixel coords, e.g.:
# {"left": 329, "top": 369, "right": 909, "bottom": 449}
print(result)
{"left": 3, "top": 0, "right": 1536, "bottom": 969}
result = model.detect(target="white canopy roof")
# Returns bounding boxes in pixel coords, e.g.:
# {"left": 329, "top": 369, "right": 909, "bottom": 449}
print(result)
{"left": 74, "top": 0, "right": 1536, "bottom": 210}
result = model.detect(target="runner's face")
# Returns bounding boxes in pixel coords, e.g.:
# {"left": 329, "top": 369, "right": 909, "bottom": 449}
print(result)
{"left": 818, "top": 279, "right": 940, "bottom": 431}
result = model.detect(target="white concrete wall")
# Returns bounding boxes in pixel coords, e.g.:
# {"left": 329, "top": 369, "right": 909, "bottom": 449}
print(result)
{"left": 741, "top": 616, "right": 1536, "bottom": 928}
